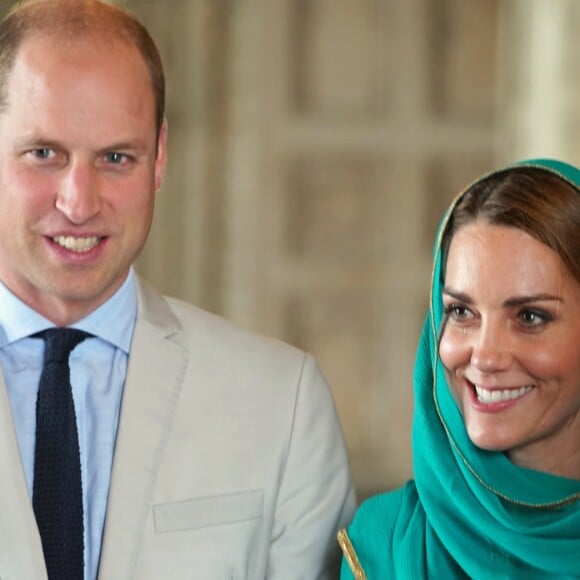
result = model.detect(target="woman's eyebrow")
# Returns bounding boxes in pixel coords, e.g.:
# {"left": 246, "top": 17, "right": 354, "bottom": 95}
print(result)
{"left": 503, "top": 294, "right": 562, "bottom": 308}
{"left": 442, "top": 287, "right": 472, "bottom": 303}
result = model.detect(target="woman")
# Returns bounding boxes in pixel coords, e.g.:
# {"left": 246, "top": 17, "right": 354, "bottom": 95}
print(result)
{"left": 339, "top": 159, "right": 580, "bottom": 578}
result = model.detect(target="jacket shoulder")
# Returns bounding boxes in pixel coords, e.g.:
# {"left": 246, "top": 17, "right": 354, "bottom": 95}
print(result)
{"left": 167, "top": 295, "right": 306, "bottom": 363}
{"left": 137, "top": 277, "right": 306, "bottom": 366}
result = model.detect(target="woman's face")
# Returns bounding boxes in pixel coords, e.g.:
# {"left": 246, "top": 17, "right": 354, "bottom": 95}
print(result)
{"left": 439, "top": 220, "right": 580, "bottom": 477}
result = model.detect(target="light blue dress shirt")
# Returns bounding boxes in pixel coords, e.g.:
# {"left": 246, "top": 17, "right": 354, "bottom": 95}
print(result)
{"left": 0, "top": 269, "right": 138, "bottom": 580}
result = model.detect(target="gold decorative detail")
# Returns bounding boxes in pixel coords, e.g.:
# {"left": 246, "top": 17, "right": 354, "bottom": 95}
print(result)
{"left": 337, "top": 528, "right": 367, "bottom": 579}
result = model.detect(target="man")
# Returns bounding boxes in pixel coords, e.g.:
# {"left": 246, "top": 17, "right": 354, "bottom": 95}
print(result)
{"left": 0, "top": 1, "right": 355, "bottom": 578}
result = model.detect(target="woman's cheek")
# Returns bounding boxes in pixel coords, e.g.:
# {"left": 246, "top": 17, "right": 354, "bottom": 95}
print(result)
{"left": 439, "top": 328, "right": 467, "bottom": 371}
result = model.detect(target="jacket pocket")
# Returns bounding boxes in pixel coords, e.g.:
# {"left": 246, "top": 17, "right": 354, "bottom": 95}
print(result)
{"left": 152, "top": 489, "right": 263, "bottom": 533}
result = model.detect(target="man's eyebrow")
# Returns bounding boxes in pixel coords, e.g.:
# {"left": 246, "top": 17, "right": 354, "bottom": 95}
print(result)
{"left": 13, "top": 136, "right": 149, "bottom": 152}
{"left": 13, "top": 136, "right": 62, "bottom": 149}
{"left": 98, "top": 140, "right": 149, "bottom": 152}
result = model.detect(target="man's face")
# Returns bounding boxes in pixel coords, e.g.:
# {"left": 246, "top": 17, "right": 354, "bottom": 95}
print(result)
{"left": 0, "top": 33, "right": 167, "bottom": 325}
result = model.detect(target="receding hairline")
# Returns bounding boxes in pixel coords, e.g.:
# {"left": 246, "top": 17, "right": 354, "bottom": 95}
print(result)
{"left": 0, "top": 0, "right": 166, "bottom": 133}
{"left": 4, "top": 0, "right": 142, "bottom": 40}
{"left": 7, "top": 0, "right": 141, "bottom": 27}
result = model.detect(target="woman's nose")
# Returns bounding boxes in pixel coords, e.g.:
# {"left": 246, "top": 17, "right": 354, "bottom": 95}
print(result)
{"left": 470, "top": 321, "right": 513, "bottom": 372}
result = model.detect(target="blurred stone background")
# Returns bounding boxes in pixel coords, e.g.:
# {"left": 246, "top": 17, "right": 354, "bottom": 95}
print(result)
{"left": 123, "top": 0, "right": 580, "bottom": 499}
{"left": 4, "top": 0, "right": 577, "bottom": 500}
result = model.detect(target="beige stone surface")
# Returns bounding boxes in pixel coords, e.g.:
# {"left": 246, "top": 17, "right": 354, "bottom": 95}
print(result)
{"left": 1, "top": 0, "right": 571, "bottom": 500}
{"left": 132, "top": 0, "right": 578, "bottom": 499}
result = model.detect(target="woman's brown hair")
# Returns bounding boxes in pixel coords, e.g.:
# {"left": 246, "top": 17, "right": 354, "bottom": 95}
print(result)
{"left": 441, "top": 167, "right": 580, "bottom": 283}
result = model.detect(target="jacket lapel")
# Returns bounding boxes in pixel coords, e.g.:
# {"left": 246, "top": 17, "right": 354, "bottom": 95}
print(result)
{"left": 98, "top": 279, "right": 188, "bottom": 579}
{"left": 0, "top": 374, "right": 48, "bottom": 579}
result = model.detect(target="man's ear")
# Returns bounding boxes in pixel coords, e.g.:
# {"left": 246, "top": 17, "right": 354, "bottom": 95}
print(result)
{"left": 154, "top": 119, "right": 168, "bottom": 191}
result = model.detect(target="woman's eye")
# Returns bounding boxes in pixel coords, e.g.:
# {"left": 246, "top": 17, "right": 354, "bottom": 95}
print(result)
{"left": 445, "top": 304, "right": 473, "bottom": 321}
{"left": 518, "top": 309, "right": 550, "bottom": 328}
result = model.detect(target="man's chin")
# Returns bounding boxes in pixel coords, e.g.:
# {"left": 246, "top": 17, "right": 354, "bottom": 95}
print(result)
{"left": 38, "top": 271, "right": 126, "bottom": 310}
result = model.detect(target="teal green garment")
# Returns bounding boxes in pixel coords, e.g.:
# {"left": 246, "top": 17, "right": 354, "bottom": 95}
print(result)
{"left": 340, "top": 159, "right": 580, "bottom": 579}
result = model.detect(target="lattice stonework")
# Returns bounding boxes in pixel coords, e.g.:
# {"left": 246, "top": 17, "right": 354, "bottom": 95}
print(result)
{"left": 95, "top": 0, "right": 578, "bottom": 498}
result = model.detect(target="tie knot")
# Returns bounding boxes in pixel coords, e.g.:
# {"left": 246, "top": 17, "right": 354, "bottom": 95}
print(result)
{"left": 34, "top": 328, "right": 92, "bottom": 363}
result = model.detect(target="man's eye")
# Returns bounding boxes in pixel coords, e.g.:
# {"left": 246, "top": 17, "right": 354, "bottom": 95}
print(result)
{"left": 105, "top": 152, "right": 127, "bottom": 164}
{"left": 32, "top": 148, "right": 55, "bottom": 159}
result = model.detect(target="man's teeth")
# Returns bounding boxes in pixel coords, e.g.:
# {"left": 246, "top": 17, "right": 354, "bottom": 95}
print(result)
{"left": 53, "top": 236, "right": 100, "bottom": 252}
{"left": 475, "top": 385, "right": 533, "bottom": 403}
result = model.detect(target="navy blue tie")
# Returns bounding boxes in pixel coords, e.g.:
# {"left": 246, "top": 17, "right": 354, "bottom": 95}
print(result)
{"left": 33, "top": 328, "right": 90, "bottom": 580}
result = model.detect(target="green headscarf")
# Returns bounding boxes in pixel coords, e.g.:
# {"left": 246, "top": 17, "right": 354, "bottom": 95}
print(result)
{"left": 413, "top": 158, "right": 580, "bottom": 577}
{"left": 340, "top": 159, "right": 580, "bottom": 579}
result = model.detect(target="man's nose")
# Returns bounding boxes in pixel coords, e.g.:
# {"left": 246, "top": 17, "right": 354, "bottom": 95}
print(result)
{"left": 55, "top": 162, "right": 102, "bottom": 224}
{"left": 470, "top": 321, "right": 513, "bottom": 372}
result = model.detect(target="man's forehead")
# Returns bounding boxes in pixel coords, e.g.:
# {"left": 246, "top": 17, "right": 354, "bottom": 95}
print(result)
{"left": 2, "top": 32, "right": 156, "bottom": 122}
{"left": 16, "top": 28, "right": 138, "bottom": 58}
{"left": 8, "top": 30, "right": 149, "bottom": 88}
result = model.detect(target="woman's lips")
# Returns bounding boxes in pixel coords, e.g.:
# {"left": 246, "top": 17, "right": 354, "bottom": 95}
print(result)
{"left": 474, "top": 384, "right": 534, "bottom": 403}
{"left": 465, "top": 379, "right": 535, "bottom": 411}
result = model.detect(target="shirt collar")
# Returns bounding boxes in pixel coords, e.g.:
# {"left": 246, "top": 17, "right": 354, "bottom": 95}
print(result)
{"left": 0, "top": 269, "right": 138, "bottom": 354}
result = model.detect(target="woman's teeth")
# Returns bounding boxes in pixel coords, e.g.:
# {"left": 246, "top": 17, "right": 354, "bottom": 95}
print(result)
{"left": 53, "top": 236, "right": 100, "bottom": 252}
{"left": 474, "top": 384, "right": 533, "bottom": 403}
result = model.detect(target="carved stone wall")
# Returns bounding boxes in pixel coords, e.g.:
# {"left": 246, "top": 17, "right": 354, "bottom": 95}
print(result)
{"left": 248, "top": 0, "right": 499, "bottom": 496}
{"left": 116, "top": 0, "right": 580, "bottom": 498}
{"left": 497, "top": 0, "right": 580, "bottom": 162}
{"left": 1, "top": 0, "right": 575, "bottom": 500}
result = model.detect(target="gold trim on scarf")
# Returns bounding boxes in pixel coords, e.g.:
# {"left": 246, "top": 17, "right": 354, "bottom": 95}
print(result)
{"left": 337, "top": 528, "right": 367, "bottom": 580}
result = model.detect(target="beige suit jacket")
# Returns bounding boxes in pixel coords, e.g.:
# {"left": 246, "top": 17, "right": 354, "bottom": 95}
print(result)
{"left": 0, "top": 278, "right": 356, "bottom": 579}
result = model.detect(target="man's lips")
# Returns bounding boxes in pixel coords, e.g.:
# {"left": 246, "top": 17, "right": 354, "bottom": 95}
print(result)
{"left": 50, "top": 235, "right": 102, "bottom": 253}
